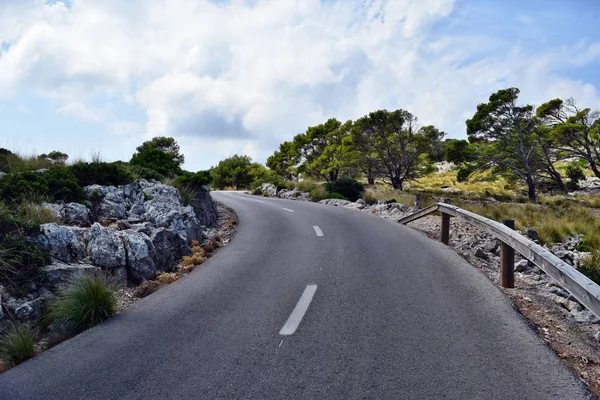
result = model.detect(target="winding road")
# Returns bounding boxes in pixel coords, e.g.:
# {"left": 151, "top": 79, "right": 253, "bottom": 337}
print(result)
{"left": 0, "top": 191, "right": 591, "bottom": 399}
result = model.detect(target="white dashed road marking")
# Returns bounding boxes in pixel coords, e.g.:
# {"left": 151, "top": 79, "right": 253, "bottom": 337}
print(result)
{"left": 283, "top": 208, "right": 295, "bottom": 213}
{"left": 279, "top": 285, "right": 318, "bottom": 336}
{"left": 313, "top": 226, "right": 324, "bottom": 237}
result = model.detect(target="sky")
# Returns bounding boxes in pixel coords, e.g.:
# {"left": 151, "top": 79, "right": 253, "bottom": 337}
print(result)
{"left": 0, "top": 0, "right": 599, "bottom": 171}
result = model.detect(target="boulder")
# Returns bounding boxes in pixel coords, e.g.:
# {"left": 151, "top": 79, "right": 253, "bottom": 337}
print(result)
{"left": 85, "top": 185, "right": 127, "bottom": 221}
{"left": 122, "top": 230, "right": 158, "bottom": 282}
{"left": 37, "top": 223, "right": 87, "bottom": 263}
{"left": 41, "top": 262, "right": 102, "bottom": 289}
{"left": 193, "top": 185, "right": 218, "bottom": 228}
{"left": 279, "top": 190, "right": 310, "bottom": 201}
{"left": 515, "top": 259, "right": 529, "bottom": 272}
{"left": 86, "top": 223, "right": 127, "bottom": 269}
{"left": 261, "top": 183, "right": 277, "bottom": 197}
{"left": 4, "top": 298, "right": 42, "bottom": 321}
{"left": 344, "top": 202, "right": 366, "bottom": 210}
{"left": 0, "top": 171, "right": 6, "bottom": 179}
{"left": 142, "top": 181, "right": 204, "bottom": 242}
{"left": 61, "top": 202, "right": 93, "bottom": 227}
{"left": 151, "top": 228, "right": 189, "bottom": 271}
{"left": 41, "top": 202, "right": 63, "bottom": 219}
{"left": 319, "top": 199, "right": 350, "bottom": 207}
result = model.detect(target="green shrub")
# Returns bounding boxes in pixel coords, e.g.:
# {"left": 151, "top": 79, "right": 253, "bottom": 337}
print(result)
{"left": 0, "top": 325, "right": 35, "bottom": 366}
{"left": 0, "top": 167, "right": 84, "bottom": 203}
{"left": 566, "top": 165, "right": 585, "bottom": 191}
{"left": 297, "top": 179, "right": 319, "bottom": 193}
{"left": 457, "top": 165, "right": 476, "bottom": 183}
{"left": 173, "top": 170, "right": 212, "bottom": 189}
{"left": 70, "top": 162, "right": 135, "bottom": 187}
{"left": 0, "top": 148, "right": 13, "bottom": 173}
{"left": 309, "top": 186, "right": 326, "bottom": 202}
{"left": 128, "top": 165, "right": 163, "bottom": 181}
{"left": 324, "top": 178, "right": 364, "bottom": 202}
{"left": 325, "top": 192, "right": 348, "bottom": 200}
{"left": 45, "top": 274, "right": 117, "bottom": 333}
{"left": 0, "top": 235, "right": 50, "bottom": 288}
{"left": 362, "top": 190, "right": 378, "bottom": 205}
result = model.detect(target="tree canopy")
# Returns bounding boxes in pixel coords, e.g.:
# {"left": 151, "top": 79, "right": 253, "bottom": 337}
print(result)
{"left": 130, "top": 137, "right": 184, "bottom": 177}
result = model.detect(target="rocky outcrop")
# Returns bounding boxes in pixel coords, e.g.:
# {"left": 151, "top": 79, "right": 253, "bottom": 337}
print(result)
{"left": 32, "top": 180, "right": 219, "bottom": 285}
{"left": 37, "top": 224, "right": 87, "bottom": 263}
{"left": 151, "top": 228, "right": 189, "bottom": 272}
{"left": 279, "top": 189, "right": 310, "bottom": 201}
{"left": 262, "top": 183, "right": 277, "bottom": 197}
{"left": 193, "top": 185, "right": 218, "bottom": 228}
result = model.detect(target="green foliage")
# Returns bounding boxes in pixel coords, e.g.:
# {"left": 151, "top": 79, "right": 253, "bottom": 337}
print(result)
{"left": 212, "top": 155, "right": 260, "bottom": 190}
{"left": 267, "top": 141, "right": 301, "bottom": 180}
{"left": 39, "top": 151, "right": 69, "bottom": 164}
{"left": 420, "top": 125, "right": 446, "bottom": 162}
{"left": 308, "top": 186, "right": 326, "bottom": 202}
{"left": 45, "top": 274, "right": 117, "bottom": 333}
{"left": 580, "top": 253, "right": 600, "bottom": 285}
{"left": 0, "top": 167, "right": 85, "bottom": 203}
{"left": 325, "top": 192, "right": 347, "bottom": 200}
{"left": 361, "top": 190, "right": 378, "bottom": 205}
{"left": 352, "top": 109, "right": 430, "bottom": 190}
{"left": 444, "top": 139, "right": 473, "bottom": 164}
{"left": 466, "top": 88, "right": 541, "bottom": 200}
{"left": 0, "top": 233, "right": 50, "bottom": 288}
{"left": 0, "top": 148, "right": 14, "bottom": 172}
{"left": 295, "top": 118, "right": 355, "bottom": 182}
{"left": 70, "top": 162, "right": 135, "bottom": 187}
{"left": 130, "top": 137, "right": 184, "bottom": 177}
{"left": 565, "top": 164, "right": 585, "bottom": 191}
{"left": 173, "top": 170, "right": 212, "bottom": 189}
{"left": 126, "top": 165, "right": 163, "bottom": 181}
{"left": 324, "top": 177, "right": 364, "bottom": 202}
{"left": 457, "top": 165, "right": 476, "bottom": 182}
{"left": 0, "top": 325, "right": 35, "bottom": 366}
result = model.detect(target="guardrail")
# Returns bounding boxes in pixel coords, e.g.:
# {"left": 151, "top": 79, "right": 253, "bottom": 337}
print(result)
{"left": 398, "top": 202, "right": 600, "bottom": 319}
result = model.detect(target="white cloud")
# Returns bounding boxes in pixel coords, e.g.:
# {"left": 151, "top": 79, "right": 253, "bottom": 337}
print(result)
{"left": 0, "top": 0, "right": 599, "bottom": 170}
{"left": 57, "top": 102, "right": 105, "bottom": 121}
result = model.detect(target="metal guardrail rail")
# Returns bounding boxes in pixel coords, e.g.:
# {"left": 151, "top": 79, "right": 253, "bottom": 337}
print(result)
{"left": 398, "top": 202, "right": 600, "bottom": 319}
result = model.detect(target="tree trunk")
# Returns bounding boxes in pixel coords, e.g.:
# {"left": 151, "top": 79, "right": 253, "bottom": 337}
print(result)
{"left": 367, "top": 176, "right": 375, "bottom": 185}
{"left": 590, "top": 160, "right": 600, "bottom": 180}
{"left": 550, "top": 170, "right": 566, "bottom": 192}
{"left": 391, "top": 176, "right": 403, "bottom": 190}
{"left": 527, "top": 178, "right": 536, "bottom": 201}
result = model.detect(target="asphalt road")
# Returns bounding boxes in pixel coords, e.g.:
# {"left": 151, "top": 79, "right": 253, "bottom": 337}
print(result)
{"left": 0, "top": 191, "right": 592, "bottom": 399}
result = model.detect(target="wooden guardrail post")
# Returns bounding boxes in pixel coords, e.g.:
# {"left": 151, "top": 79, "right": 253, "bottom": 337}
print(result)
{"left": 441, "top": 213, "right": 450, "bottom": 245}
{"left": 415, "top": 194, "right": 422, "bottom": 210}
{"left": 500, "top": 219, "right": 515, "bottom": 288}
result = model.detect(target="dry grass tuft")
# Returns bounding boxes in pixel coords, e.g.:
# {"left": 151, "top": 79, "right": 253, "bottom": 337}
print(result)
{"left": 157, "top": 273, "right": 178, "bottom": 284}
{"left": 133, "top": 280, "right": 163, "bottom": 298}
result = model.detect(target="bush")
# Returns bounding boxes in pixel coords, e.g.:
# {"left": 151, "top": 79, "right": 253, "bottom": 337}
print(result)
{"left": 0, "top": 325, "right": 35, "bottom": 366}
{"left": 45, "top": 274, "right": 117, "bottom": 333}
{"left": 309, "top": 186, "right": 326, "bottom": 202}
{"left": 173, "top": 170, "right": 212, "bottom": 189}
{"left": 0, "top": 167, "right": 84, "bottom": 203}
{"left": 581, "top": 253, "right": 600, "bottom": 285}
{"left": 325, "top": 192, "right": 347, "bottom": 200}
{"left": 457, "top": 165, "right": 476, "bottom": 183}
{"left": 70, "top": 162, "right": 135, "bottom": 187}
{"left": 324, "top": 178, "right": 364, "bottom": 202}
{"left": 362, "top": 190, "right": 378, "bottom": 205}
{"left": 127, "top": 165, "right": 163, "bottom": 181}
{"left": 566, "top": 165, "right": 586, "bottom": 191}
